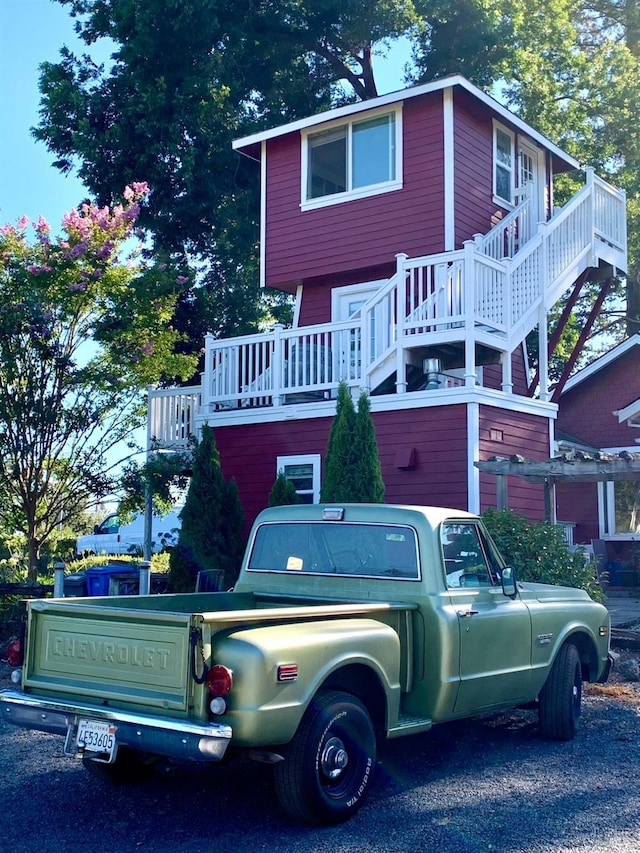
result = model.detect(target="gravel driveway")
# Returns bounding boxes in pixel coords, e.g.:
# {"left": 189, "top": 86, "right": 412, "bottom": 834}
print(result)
{"left": 2, "top": 661, "right": 640, "bottom": 853}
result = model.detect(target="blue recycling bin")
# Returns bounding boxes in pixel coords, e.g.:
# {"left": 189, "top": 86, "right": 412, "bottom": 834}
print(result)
{"left": 86, "top": 564, "right": 140, "bottom": 596}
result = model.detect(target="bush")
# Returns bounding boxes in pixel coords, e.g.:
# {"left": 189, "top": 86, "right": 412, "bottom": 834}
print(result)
{"left": 269, "top": 471, "right": 303, "bottom": 506}
{"left": 482, "top": 508, "right": 604, "bottom": 602}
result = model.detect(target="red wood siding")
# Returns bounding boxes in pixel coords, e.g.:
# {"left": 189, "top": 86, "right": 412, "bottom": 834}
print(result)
{"left": 213, "top": 404, "right": 470, "bottom": 533}
{"left": 556, "top": 482, "right": 599, "bottom": 544}
{"left": 264, "top": 94, "right": 446, "bottom": 291}
{"left": 482, "top": 345, "right": 530, "bottom": 395}
{"left": 453, "top": 90, "right": 500, "bottom": 247}
{"left": 557, "top": 345, "right": 640, "bottom": 448}
{"left": 478, "top": 405, "right": 549, "bottom": 521}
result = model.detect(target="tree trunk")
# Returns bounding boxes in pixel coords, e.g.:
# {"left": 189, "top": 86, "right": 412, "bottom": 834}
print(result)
{"left": 26, "top": 533, "right": 41, "bottom": 583}
{"left": 626, "top": 277, "right": 640, "bottom": 337}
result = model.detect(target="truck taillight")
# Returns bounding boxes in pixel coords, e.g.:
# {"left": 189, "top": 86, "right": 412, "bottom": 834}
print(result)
{"left": 206, "top": 664, "right": 233, "bottom": 696}
{"left": 7, "top": 639, "right": 22, "bottom": 668}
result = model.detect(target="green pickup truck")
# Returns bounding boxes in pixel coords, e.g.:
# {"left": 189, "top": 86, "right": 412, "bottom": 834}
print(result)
{"left": 1, "top": 504, "right": 614, "bottom": 824}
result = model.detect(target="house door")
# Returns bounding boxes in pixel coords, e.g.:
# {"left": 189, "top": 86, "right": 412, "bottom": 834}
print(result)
{"left": 518, "top": 139, "right": 545, "bottom": 228}
{"left": 332, "top": 281, "right": 384, "bottom": 380}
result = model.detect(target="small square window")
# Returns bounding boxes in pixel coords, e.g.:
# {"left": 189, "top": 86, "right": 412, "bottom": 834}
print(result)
{"left": 277, "top": 454, "right": 321, "bottom": 503}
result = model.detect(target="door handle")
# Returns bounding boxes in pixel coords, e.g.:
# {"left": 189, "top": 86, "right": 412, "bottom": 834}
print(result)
{"left": 457, "top": 609, "right": 479, "bottom": 618}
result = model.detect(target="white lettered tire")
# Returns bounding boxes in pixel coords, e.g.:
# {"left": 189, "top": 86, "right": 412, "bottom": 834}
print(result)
{"left": 274, "top": 689, "right": 376, "bottom": 824}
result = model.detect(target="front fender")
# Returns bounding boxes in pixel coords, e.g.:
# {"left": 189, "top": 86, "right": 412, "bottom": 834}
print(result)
{"left": 212, "top": 618, "right": 401, "bottom": 747}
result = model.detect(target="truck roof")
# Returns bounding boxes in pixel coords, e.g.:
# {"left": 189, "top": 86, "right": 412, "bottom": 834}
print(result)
{"left": 253, "top": 503, "right": 477, "bottom": 532}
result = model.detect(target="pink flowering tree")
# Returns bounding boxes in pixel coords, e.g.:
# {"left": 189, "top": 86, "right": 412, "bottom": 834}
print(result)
{"left": 0, "top": 186, "right": 196, "bottom": 579}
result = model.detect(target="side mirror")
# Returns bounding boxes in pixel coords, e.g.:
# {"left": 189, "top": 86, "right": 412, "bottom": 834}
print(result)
{"left": 93, "top": 524, "right": 100, "bottom": 534}
{"left": 501, "top": 565, "right": 517, "bottom": 598}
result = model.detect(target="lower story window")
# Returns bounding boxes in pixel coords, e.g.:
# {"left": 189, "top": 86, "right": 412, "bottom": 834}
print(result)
{"left": 600, "top": 480, "right": 640, "bottom": 536}
{"left": 277, "top": 454, "right": 321, "bottom": 504}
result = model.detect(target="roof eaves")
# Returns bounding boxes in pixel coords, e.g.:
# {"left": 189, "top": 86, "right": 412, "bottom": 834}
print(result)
{"left": 232, "top": 75, "right": 579, "bottom": 170}
{"left": 562, "top": 335, "right": 640, "bottom": 395}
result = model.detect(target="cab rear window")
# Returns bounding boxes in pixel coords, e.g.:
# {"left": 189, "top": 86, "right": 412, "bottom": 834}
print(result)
{"left": 248, "top": 522, "right": 419, "bottom": 580}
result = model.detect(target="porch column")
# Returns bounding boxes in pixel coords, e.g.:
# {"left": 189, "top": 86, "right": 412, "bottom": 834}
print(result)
{"left": 395, "top": 253, "right": 408, "bottom": 393}
{"left": 544, "top": 477, "right": 557, "bottom": 525}
{"left": 501, "top": 351, "right": 513, "bottom": 394}
{"left": 463, "top": 241, "right": 477, "bottom": 386}
{"left": 538, "top": 303, "right": 549, "bottom": 401}
{"left": 272, "top": 324, "right": 284, "bottom": 406}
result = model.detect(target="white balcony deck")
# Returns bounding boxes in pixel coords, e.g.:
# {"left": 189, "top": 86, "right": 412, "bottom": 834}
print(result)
{"left": 148, "top": 171, "right": 626, "bottom": 449}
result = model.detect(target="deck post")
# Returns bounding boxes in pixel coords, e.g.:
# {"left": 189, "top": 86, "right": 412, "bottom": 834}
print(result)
{"left": 395, "top": 253, "right": 408, "bottom": 393}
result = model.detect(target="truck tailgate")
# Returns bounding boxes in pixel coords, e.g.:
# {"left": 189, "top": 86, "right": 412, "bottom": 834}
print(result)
{"left": 24, "top": 600, "right": 193, "bottom": 713}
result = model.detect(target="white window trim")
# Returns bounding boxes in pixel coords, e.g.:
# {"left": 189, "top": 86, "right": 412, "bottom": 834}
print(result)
{"left": 300, "top": 105, "right": 403, "bottom": 211}
{"left": 598, "top": 448, "right": 640, "bottom": 538}
{"left": 493, "top": 121, "right": 515, "bottom": 209}
{"left": 277, "top": 454, "right": 321, "bottom": 503}
{"left": 330, "top": 279, "right": 387, "bottom": 322}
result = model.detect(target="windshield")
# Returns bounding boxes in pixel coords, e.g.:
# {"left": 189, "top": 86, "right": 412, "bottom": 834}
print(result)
{"left": 248, "top": 522, "right": 420, "bottom": 580}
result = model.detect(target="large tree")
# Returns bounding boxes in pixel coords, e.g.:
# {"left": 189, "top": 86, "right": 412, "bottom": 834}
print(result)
{"left": 34, "top": 1, "right": 513, "bottom": 372}
{"left": 494, "top": 0, "right": 640, "bottom": 356}
{"left": 0, "top": 187, "right": 195, "bottom": 579}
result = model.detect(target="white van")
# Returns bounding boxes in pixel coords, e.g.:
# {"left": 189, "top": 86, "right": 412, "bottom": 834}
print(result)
{"left": 75, "top": 509, "right": 182, "bottom": 556}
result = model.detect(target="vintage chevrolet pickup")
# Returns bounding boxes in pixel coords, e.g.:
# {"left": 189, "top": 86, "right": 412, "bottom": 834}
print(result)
{"left": 1, "top": 504, "right": 614, "bottom": 824}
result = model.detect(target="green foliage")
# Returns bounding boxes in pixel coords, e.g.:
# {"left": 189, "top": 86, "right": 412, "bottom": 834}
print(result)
{"left": 169, "top": 426, "right": 245, "bottom": 592}
{"left": 36, "top": 1, "right": 523, "bottom": 367}
{"left": 498, "top": 0, "right": 640, "bottom": 352}
{"left": 482, "top": 508, "right": 605, "bottom": 602}
{"left": 269, "top": 471, "right": 303, "bottom": 507}
{"left": 321, "top": 383, "right": 385, "bottom": 502}
{"left": 0, "top": 192, "right": 196, "bottom": 580}
{"left": 119, "top": 442, "right": 193, "bottom": 517}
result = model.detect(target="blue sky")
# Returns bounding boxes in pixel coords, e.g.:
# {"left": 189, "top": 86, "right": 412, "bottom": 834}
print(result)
{"left": 0, "top": 0, "right": 411, "bottom": 232}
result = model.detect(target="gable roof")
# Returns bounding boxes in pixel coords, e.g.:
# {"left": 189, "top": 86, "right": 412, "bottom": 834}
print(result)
{"left": 232, "top": 74, "right": 580, "bottom": 170}
{"left": 562, "top": 335, "right": 640, "bottom": 394}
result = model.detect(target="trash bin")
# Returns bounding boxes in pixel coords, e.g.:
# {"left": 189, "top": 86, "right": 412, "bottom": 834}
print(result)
{"left": 86, "top": 564, "right": 140, "bottom": 596}
{"left": 63, "top": 571, "right": 88, "bottom": 597}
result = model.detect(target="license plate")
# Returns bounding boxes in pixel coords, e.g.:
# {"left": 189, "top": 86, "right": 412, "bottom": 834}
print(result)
{"left": 76, "top": 719, "right": 117, "bottom": 758}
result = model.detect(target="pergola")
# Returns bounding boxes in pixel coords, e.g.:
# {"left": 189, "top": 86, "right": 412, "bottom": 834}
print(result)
{"left": 475, "top": 451, "right": 640, "bottom": 525}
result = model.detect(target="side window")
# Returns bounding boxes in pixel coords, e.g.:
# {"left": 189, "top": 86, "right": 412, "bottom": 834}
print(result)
{"left": 494, "top": 123, "right": 515, "bottom": 206}
{"left": 276, "top": 454, "right": 320, "bottom": 504}
{"left": 98, "top": 515, "right": 120, "bottom": 535}
{"left": 441, "top": 522, "right": 495, "bottom": 589}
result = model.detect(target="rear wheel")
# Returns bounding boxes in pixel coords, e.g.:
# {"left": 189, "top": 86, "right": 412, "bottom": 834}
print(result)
{"left": 83, "top": 747, "right": 156, "bottom": 784}
{"left": 538, "top": 643, "right": 582, "bottom": 741}
{"left": 274, "top": 690, "right": 376, "bottom": 824}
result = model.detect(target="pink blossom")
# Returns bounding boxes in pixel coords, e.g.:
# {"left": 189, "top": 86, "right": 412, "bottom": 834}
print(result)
{"left": 176, "top": 275, "right": 188, "bottom": 285}
{"left": 140, "top": 341, "right": 154, "bottom": 355}
{"left": 68, "top": 282, "right": 88, "bottom": 292}
{"left": 132, "top": 182, "right": 148, "bottom": 196}
{"left": 158, "top": 263, "right": 167, "bottom": 271}
{"left": 36, "top": 215, "right": 50, "bottom": 234}
{"left": 17, "top": 215, "right": 29, "bottom": 230}
{"left": 123, "top": 185, "right": 135, "bottom": 201}
{"left": 0, "top": 224, "right": 16, "bottom": 236}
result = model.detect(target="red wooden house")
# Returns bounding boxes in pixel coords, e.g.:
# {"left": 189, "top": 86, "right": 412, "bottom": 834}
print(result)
{"left": 556, "top": 336, "right": 640, "bottom": 574}
{"left": 148, "top": 75, "right": 627, "bottom": 528}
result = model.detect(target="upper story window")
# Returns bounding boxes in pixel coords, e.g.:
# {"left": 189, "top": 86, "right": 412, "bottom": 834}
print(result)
{"left": 493, "top": 123, "right": 515, "bottom": 206}
{"left": 302, "top": 107, "right": 402, "bottom": 210}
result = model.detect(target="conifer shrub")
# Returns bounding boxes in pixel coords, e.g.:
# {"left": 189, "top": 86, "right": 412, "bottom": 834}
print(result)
{"left": 269, "top": 471, "right": 303, "bottom": 506}
{"left": 320, "top": 382, "right": 384, "bottom": 503}
{"left": 169, "top": 425, "right": 244, "bottom": 592}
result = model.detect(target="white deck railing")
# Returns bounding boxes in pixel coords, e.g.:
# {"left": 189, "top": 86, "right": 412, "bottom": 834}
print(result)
{"left": 148, "top": 385, "right": 201, "bottom": 448}
{"left": 149, "top": 171, "right": 626, "bottom": 439}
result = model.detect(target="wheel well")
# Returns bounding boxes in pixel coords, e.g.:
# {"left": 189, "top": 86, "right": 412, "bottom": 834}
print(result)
{"left": 566, "top": 631, "right": 599, "bottom": 682}
{"left": 320, "top": 664, "right": 387, "bottom": 731}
